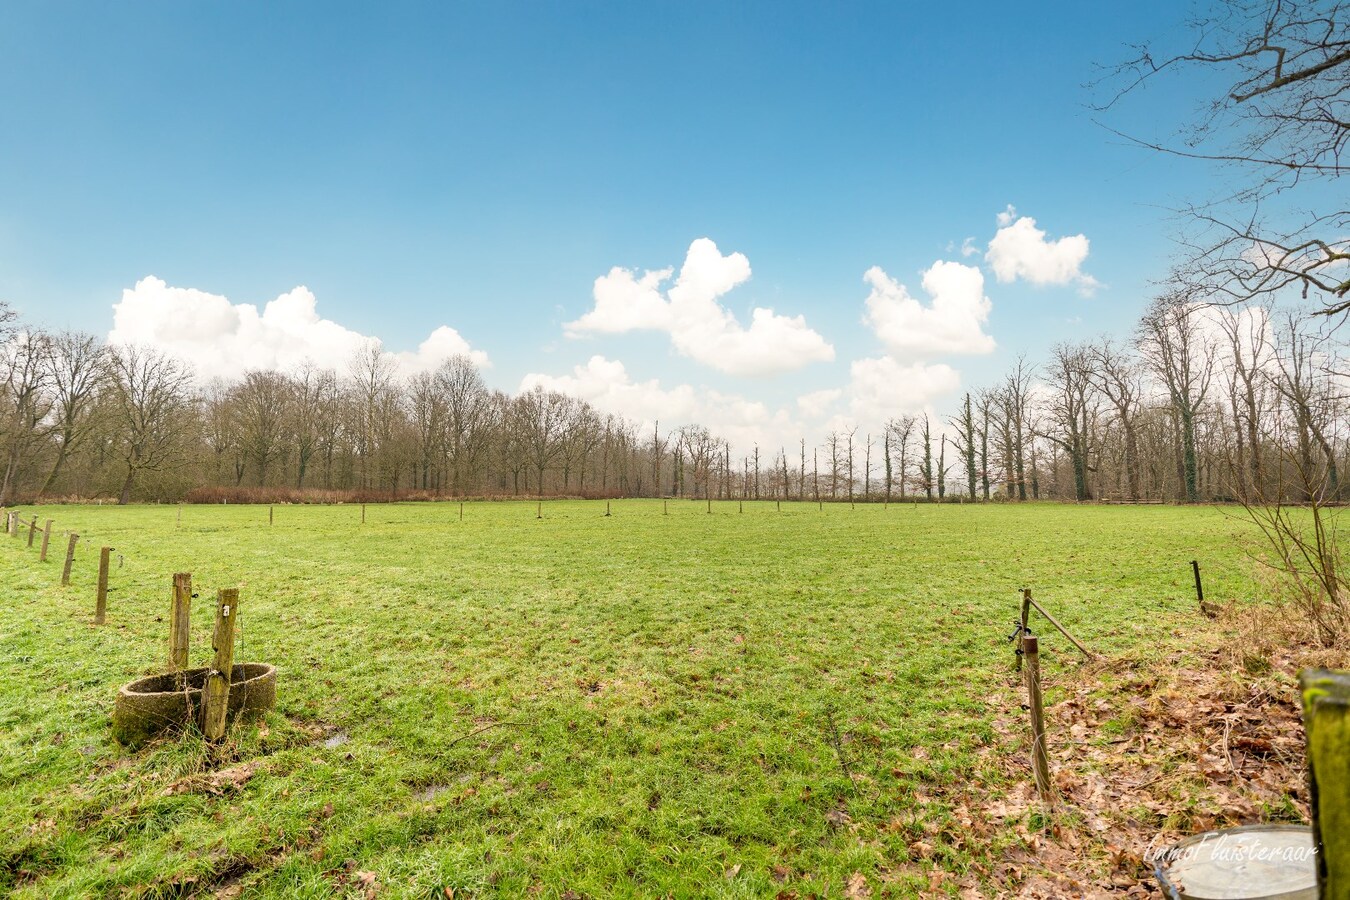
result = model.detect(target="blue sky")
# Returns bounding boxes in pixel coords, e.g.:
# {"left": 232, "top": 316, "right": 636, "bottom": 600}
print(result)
{"left": 0, "top": 1, "right": 1220, "bottom": 448}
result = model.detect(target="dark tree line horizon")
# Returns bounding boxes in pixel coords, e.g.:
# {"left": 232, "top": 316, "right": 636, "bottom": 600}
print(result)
{"left": 0, "top": 292, "right": 1341, "bottom": 508}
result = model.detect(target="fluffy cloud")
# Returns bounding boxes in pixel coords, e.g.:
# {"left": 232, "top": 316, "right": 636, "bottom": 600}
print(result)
{"left": 985, "top": 206, "right": 1099, "bottom": 293}
{"left": 108, "top": 276, "right": 487, "bottom": 381}
{"left": 522, "top": 352, "right": 964, "bottom": 458}
{"left": 862, "top": 261, "right": 996, "bottom": 357}
{"left": 520, "top": 355, "right": 794, "bottom": 451}
{"left": 564, "top": 238, "right": 835, "bottom": 377}
{"left": 843, "top": 356, "right": 960, "bottom": 423}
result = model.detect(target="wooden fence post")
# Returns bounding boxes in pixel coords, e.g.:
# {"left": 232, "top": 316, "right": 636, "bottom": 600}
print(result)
{"left": 707, "top": 496, "right": 711, "bottom": 514}
{"left": 8, "top": 511, "right": 17, "bottom": 537}
{"left": 605, "top": 501, "right": 611, "bottom": 517}
{"left": 61, "top": 533, "right": 78, "bottom": 585}
{"left": 27, "top": 516, "right": 38, "bottom": 547}
{"left": 1024, "top": 635, "right": 1053, "bottom": 805}
{"left": 203, "top": 588, "right": 239, "bottom": 741}
{"left": 537, "top": 501, "right": 542, "bottom": 519}
{"left": 39, "top": 520, "right": 52, "bottom": 562}
{"left": 1191, "top": 560, "right": 1204, "bottom": 609}
{"left": 1017, "top": 588, "right": 1033, "bottom": 672}
{"left": 95, "top": 546, "right": 111, "bottom": 624}
{"left": 459, "top": 502, "right": 463, "bottom": 521}
{"left": 269, "top": 505, "right": 274, "bottom": 526}
{"left": 177, "top": 504, "right": 182, "bottom": 528}
{"left": 664, "top": 500, "right": 669, "bottom": 516}
{"left": 1300, "top": 669, "right": 1349, "bottom": 898}
{"left": 170, "top": 573, "right": 192, "bottom": 674}
{"left": 361, "top": 503, "right": 366, "bottom": 525}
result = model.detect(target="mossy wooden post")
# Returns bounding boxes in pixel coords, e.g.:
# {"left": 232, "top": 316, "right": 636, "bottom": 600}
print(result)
{"left": 27, "top": 516, "right": 38, "bottom": 547}
{"left": 39, "top": 519, "right": 52, "bottom": 562}
{"left": 1300, "top": 668, "right": 1349, "bottom": 899}
{"left": 1016, "top": 588, "right": 1032, "bottom": 672}
{"left": 95, "top": 546, "right": 111, "bottom": 625}
{"left": 203, "top": 588, "right": 239, "bottom": 741}
{"left": 1023, "top": 635, "right": 1053, "bottom": 805}
{"left": 169, "top": 573, "right": 192, "bottom": 674}
{"left": 61, "top": 533, "right": 78, "bottom": 585}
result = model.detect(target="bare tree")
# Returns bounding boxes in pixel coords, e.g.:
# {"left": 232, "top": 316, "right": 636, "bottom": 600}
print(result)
{"left": 1090, "top": 338, "right": 1146, "bottom": 499}
{"left": 1042, "top": 343, "right": 1101, "bottom": 501}
{"left": 233, "top": 370, "right": 292, "bottom": 486}
{"left": 1101, "top": 0, "right": 1350, "bottom": 312}
{"left": 886, "top": 416, "right": 916, "bottom": 500}
{"left": 0, "top": 330, "right": 54, "bottom": 505}
{"left": 36, "top": 331, "right": 109, "bottom": 498}
{"left": 109, "top": 345, "right": 194, "bottom": 504}
{"left": 1139, "top": 294, "right": 1217, "bottom": 501}
{"left": 948, "top": 393, "right": 978, "bottom": 499}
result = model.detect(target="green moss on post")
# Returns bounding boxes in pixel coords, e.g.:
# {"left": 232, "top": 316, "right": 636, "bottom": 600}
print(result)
{"left": 203, "top": 588, "right": 238, "bottom": 741}
{"left": 1300, "top": 668, "right": 1350, "bottom": 900}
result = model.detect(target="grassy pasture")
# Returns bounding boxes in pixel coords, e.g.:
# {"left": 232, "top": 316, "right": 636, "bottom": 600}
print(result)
{"left": 0, "top": 501, "right": 1257, "bottom": 898}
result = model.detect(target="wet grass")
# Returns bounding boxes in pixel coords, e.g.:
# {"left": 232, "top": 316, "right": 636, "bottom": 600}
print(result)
{"left": 0, "top": 500, "right": 1258, "bottom": 898}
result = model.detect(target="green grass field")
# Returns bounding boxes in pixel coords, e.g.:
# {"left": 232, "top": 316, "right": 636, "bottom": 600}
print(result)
{"left": 0, "top": 501, "right": 1259, "bottom": 898}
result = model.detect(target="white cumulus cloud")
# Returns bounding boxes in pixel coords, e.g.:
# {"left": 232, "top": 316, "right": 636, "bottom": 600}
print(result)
{"left": 985, "top": 205, "right": 1099, "bottom": 293}
{"left": 520, "top": 355, "right": 794, "bottom": 452}
{"left": 844, "top": 356, "right": 961, "bottom": 422}
{"left": 862, "top": 261, "right": 996, "bottom": 357}
{"left": 564, "top": 238, "right": 834, "bottom": 377}
{"left": 108, "top": 276, "right": 487, "bottom": 381}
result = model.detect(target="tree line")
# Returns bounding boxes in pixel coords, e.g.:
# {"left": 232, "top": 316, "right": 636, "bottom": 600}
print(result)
{"left": 0, "top": 292, "right": 1341, "bottom": 506}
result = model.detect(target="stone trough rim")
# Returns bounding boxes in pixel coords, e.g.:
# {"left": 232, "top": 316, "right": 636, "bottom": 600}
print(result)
{"left": 117, "top": 662, "right": 276, "bottom": 699}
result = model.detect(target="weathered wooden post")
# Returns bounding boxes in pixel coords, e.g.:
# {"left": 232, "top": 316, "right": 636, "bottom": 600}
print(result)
{"left": 739, "top": 500, "right": 743, "bottom": 514}
{"left": 177, "top": 504, "right": 182, "bottom": 528}
{"left": 1023, "top": 636, "right": 1053, "bottom": 805}
{"left": 61, "top": 533, "right": 78, "bottom": 585}
{"left": 459, "top": 502, "right": 464, "bottom": 521}
{"left": 1300, "top": 669, "right": 1349, "bottom": 899}
{"left": 605, "top": 501, "right": 611, "bottom": 517}
{"left": 361, "top": 503, "right": 366, "bottom": 524}
{"left": 269, "top": 505, "right": 274, "bottom": 526}
{"left": 1016, "top": 588, "right": 1033, "bottom": 672}
{"left": 537, "top": 501, "right": 542, "bottom": 519}
{"left": 39, "top": 520, "right": 52, "bottom": 562}
{"left": 706, "top": 496, "right": 711, "bottom": 514}
{"left": 169, "top": 573, "right": 192, "bottom": 674}
{"left": 95, "top": 546, "right": 111, "bottom": 624}
{"left": 664, "top": 500, "right": 668, "bottom": 516}
{"left": 1191, "top": 560, "right": 1204, "bottom": 609}
{"left": 203, "top": 588, "right": 239, "bottom": 741}
{"left": 8, "top": 511, "right": 17, "bottom": 536}
{"left": 27, "top": 516, "right": 38, "bottom": 547}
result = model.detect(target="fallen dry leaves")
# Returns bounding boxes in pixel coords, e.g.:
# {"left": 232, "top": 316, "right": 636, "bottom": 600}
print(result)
{"left": 955, "top": 642, "right": 1319, "bottom": 898}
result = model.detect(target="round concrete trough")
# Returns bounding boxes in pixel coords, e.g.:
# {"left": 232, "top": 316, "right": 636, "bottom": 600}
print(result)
{"left": 112, "top": 663, "right": 276, "bottom": 747}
